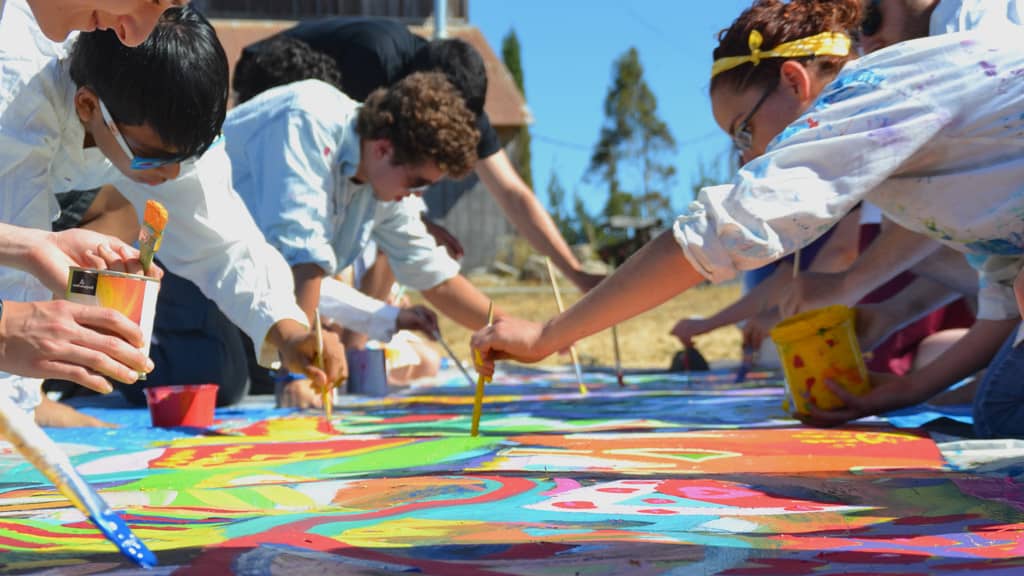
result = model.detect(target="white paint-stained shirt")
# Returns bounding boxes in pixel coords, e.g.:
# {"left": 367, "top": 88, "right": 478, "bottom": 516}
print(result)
{"left": 931, "top": 0, "right": 1022, "bottom": 33}
{"left": 223, "top": 79, "right": 459, "bottom": 340}
{"left": 0, "top": 10, "right": 308, "bottom": 371}
{"left": 675, "top": 31, "right": 1024, "bottom": 320}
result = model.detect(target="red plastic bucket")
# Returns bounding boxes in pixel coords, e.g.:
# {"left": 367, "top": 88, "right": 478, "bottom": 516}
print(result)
{"left": 144, "top": 384, "right": 218, "bottom": 428}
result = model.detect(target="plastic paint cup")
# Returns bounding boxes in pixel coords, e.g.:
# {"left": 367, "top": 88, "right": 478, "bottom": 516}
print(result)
{"left": 65, "top": 267, "right": 160, "bottom": 380}
{"left": 144, "top": 384, "right": 218, "bottom": 428}
{"left": 346, "top": 348, "right": 389, "bottom": 397}
{"left": 769, "top": 305, "right": 870, "bottom": 415}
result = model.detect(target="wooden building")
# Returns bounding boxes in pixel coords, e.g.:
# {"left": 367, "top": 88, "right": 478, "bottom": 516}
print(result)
{"left": 204, "top": 1, "right": 530, "bottom": 270}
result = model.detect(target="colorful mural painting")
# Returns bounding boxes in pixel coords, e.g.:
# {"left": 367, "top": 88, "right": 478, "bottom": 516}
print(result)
{"left": 0, "top": 368, "right": 1022, "bottom": 574}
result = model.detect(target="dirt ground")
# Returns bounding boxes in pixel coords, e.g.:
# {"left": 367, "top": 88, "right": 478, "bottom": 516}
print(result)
{"left": 417, "top": 281, "right": 743, "bottom": 370}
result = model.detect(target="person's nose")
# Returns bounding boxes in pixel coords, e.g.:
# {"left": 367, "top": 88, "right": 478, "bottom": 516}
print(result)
{"left": 114, "top": 5, "right": 165, "bottom": 47}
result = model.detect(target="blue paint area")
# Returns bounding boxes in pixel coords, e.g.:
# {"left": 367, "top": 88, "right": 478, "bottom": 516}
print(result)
{"left": 965, "top": 237, "right": 1024, "bottom": 256}
{"left": 94, "top": 508, "right": 158, "bottom": 568}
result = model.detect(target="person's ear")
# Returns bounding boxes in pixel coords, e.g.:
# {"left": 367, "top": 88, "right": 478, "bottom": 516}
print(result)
{"left": 779, "top": 60, "right": 815, "bottom": 107}
{"left": 74, "top": 87, "right": 100, "bottom": 125}
{"left": 372, "top": 139, "right": 394, "bottom": 163}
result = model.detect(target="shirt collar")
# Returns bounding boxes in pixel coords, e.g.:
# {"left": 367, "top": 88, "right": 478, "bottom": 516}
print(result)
{"left": 336, "top": 112, "right": 362, "bottom": 179}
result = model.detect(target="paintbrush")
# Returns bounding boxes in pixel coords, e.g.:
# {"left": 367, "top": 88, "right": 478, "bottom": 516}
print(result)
{"left": 314, "top": 310, "right": 331, "bottom": 421}
{"left": 544, "top": 257, "right": 589, "bottom": 395}
{"left": 138, "top": 199, "right": 167, "bottom": 276}
{"left": 470, "top": 301, "right": 493, "bottom": 437}
{"left": 0, "top": 395, "right": 156, "bottom": 567}
{"left": 612, "top": 325, "right": 625, "bottom": 387}
{"left": 434, "top": 329, "right": 476, "bottom": 388}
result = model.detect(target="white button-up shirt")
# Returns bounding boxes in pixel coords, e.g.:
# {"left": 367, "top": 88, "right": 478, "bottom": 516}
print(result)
{"left": 675, "top": 31, "right": 1024, "bottom": 321}
{"left": 223, "top": 80, "right": 459, "bottom": 340}
{"left": 0, "top": 4, "right": 307, "bottom": 375}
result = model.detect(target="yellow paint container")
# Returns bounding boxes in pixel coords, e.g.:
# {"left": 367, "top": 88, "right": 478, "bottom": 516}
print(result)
{"left": 65, "top": 267, "right": 160, "bottom": 379}
{"left": 769, "top": 305, "right": 869, "bottom": 415}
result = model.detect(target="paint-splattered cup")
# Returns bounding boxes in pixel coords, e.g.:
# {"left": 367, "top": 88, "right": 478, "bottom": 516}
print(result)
{"left": 65, "top": 267, "right": 160, "bottom": 380}
{"left": 144, "top": 384, "right": 218, "bottom": 428}
{"left": 770, "top": 305, "right": 870, "bottom": 415}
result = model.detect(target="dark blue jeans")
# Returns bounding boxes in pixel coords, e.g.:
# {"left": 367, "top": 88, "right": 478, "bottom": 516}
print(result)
{"left": 973, "top": 323, "right": 1024, "bottom": 439}
{"left": 115, "top": 265, "right": 251, "bottom": 407}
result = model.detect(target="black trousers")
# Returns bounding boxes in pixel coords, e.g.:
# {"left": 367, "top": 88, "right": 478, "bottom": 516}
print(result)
{"left": 114, "top": 265, "right": 260, "bottom": 407}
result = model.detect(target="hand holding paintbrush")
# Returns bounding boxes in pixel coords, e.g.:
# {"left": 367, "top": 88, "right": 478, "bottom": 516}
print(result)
{"left": 0, "top": 395, "right": 157, "bottom": 567}
{"left": 470, "top": 301, "right": 494, "bottom": 436}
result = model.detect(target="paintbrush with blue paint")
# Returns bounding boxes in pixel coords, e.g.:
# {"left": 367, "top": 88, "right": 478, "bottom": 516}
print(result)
{"left": 0, "top": 395, "right": 157, "bottom": 567}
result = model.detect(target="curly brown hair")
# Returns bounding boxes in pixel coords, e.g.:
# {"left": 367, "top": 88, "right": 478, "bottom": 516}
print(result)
{"left": 711, "top": 0, "right": 862, "bottom": 93}
{"left": 356, "top": 72, "right": 479, "bottom": 179}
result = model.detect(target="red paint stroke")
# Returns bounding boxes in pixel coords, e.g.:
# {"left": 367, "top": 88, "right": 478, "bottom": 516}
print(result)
{"left": 807, "top": 118, "right": 820, "bottom": 128}
{"left": 0, "top": 535, "right": 49, "bottom": 549}
{"left": 793, "top": 355, "right": 805, "bottom": 368}
{"left": 0, "top": 520, "right": 103, "bottom": 541}
{"left": 552, "top": 500, "right": 597, "bottom": 510}
{"left": 151, "top": 437, "right": 411, "bottom": 468}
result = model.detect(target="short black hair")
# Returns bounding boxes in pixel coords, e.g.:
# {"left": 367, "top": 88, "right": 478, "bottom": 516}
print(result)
{"left": 410, "top": 38, "right": 487, "bottom": 116}
{"left": 233, "top": 36, "right": 344, "bottom": 105}
{"left": 68, "top": 6, "right": 227, "bottom": 160}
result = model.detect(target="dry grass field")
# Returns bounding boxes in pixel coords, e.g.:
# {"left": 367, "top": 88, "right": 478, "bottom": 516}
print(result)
{"left": 417, "top": 280, "right": 743, "bottom": 369}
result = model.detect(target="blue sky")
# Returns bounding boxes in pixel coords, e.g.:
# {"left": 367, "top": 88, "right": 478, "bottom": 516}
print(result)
{"left": 472, "top": 0, "right": 752, "bottom": 217}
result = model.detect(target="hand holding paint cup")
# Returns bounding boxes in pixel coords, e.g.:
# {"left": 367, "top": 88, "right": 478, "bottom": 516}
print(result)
{"left": 769, "top": 305, "right": 870, "bottom": 416}
{"left": 65, "top": 267, "right": 160, "bottom": 380}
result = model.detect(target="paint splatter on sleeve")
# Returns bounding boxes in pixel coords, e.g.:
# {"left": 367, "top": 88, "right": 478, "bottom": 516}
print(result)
{"left": 674, "top": 67, "right": 951, "bottom": 281}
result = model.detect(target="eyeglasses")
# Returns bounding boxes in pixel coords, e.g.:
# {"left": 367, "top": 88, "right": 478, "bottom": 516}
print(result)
{"left": 732, "top": 83, "right": 776, "bottom": 153}
{"left": 98, "top": 98, "right": 194, "bottom": 171}
{"left": 402, "top": 166, "right": 439, "bottom": 195}
{"left": 861, "top": 0, "right": 882, "bottom": 37}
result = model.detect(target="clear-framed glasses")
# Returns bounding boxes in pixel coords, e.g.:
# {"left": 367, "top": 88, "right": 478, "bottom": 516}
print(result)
{"left": 97, "top": 98, "right": 195, "bottom": 171}
{"left": 861, "top": 0, "right": 883, "bottom": 37}
{"left": 731, "top": 83, "right": 777, "bottom": 153}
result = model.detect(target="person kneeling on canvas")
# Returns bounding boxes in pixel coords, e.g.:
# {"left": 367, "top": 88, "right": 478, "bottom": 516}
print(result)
{"left": 472, "top": 0, "right": 1024, "bottom": 439}
{"left": 0, "top": 6, "right": 346, "bottom": 421}
{"left": 223, "top": 73, "right": 495, "bottom": 408}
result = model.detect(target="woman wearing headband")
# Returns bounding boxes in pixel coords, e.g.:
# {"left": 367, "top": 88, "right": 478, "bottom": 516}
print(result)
{"left": 472, "top": 0, "right": 1024, "bottom": 438}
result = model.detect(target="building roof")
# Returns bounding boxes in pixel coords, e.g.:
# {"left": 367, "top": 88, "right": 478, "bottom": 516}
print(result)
{"left": 212, "top": 19, "right": 532, "bottom": 127}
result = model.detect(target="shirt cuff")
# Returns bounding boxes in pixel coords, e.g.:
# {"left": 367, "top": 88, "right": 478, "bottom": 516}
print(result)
{"left": 673, "top": 197, "right": 739, "bottom": 284}
{"left": 0, "top": 374, "right": 43, "bottom": 414}
{"left": 248, "top": 299, "right": 309, "bottom": 368}
{"left": 318, "top": 275, "right": 402, "bottom": 342}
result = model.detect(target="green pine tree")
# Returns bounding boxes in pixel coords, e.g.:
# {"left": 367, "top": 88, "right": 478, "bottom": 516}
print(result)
{"left": 501, "top": 28, "right": 533, "bottom": 189}
{"left": 587, "top": 47, "right": 677, "bottom": 231}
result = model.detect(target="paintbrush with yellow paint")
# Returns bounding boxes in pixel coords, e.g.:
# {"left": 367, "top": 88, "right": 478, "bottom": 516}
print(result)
{"left": 544, "top": 257, "right": 589, "bottom": 395}
{"left": 314, "top": 310, "right": 332, "bottom": 421}
{"left": 138, "top": 199, "right": 167, "bottom": 275}
{"left": 470, "top": 301, "right": 494, "bottom": 437}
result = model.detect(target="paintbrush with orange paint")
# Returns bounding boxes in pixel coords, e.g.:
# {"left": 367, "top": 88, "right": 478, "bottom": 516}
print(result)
{"left": 138, "top": 199, "right": 167, "bottom": 275}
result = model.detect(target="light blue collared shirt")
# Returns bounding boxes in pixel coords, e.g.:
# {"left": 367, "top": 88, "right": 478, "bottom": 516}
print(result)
{"left": 224, "top": 80, "right": 458, "bottom": 292}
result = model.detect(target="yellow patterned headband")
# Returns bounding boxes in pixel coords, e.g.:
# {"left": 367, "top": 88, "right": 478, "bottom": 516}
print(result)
{"left": 711, "top": 30, "right": 851, "bottom": 79}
